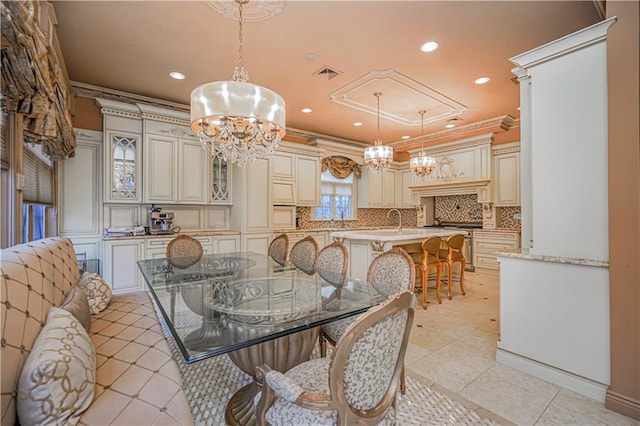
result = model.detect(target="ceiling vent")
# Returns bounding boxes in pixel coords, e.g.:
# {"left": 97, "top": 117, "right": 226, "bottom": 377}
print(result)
{"left": 314, "top": 66, "right": 342, "bottom": 80}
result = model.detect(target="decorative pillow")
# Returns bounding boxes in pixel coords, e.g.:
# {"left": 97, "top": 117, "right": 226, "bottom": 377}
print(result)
{"left": 78, "top": 272, "right": 112, "bottom": 314}
{"left": 17, "top": 307, "right": 96, "bottom": 426}
{"left": 59, "top": 285, "right": 91, "bottom": 332}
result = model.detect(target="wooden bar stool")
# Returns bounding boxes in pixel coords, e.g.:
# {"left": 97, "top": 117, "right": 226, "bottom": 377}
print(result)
{"left": 417, "top": 236, "right": 443, "bottom": 309}
{"left": 438, "top": 234, "right": 466, "bottom": 299}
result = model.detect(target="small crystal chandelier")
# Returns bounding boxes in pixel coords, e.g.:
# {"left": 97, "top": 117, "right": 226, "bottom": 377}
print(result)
{"left": 190, "top": 0, "right": 286, "bottom": 166}
{"left": 410, "top": 110, "right": 437, "bottom": 177}
{"left": 363, "top": 92, "right": 393, "bottom": 171}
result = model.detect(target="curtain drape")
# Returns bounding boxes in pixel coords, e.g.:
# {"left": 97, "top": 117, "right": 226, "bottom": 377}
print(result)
{"left": 321, "top": 156, "right": 361, "bottom": 179}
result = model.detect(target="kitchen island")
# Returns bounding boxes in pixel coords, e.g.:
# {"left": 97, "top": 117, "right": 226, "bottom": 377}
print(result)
{"left": 330, "top": 228, "right": 466, "bottom": 281}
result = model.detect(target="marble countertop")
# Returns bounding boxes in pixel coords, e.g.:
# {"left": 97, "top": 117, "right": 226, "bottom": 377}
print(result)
{"left": 102, "top": 230, "right": 240, "bottom": 241}
{"left": 497, "top": 249, "right": 609, "bottom": 268}
{"left": 329, "top": 228, "right": 466, "bottom": 243}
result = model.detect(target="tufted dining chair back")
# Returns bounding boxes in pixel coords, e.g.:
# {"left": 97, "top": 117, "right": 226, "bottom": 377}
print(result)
{"left": 268, "top": 233, "right": 289, "bottom": 266}
{"left": 315, "top": 241, "right": 348, "bottom": 286}
{"left": 290, "top": 236, "right": 319, "bottom": 275}
{"left": 367, "top": 247, "right": 416, "bottom": 296}
{"left": 166, "top": 234, "right": 203, "bottom": 269}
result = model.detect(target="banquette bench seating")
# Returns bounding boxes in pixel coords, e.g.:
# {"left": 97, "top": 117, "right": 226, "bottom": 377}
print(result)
{"left": 0, "top": 237, "right": 193, "bottom": 425}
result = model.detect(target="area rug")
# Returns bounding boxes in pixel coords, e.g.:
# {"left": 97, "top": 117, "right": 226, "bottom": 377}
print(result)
{"left": 158, "top": 318, "right": 497, "bottom": 425}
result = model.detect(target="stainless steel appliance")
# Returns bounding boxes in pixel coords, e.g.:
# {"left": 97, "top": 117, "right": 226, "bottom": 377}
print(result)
{"left": 147, "top": 205, "right": 176, "bottom": 235}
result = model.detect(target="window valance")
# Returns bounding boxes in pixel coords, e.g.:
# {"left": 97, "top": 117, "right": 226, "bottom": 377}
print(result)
{"left": 1, "top": 1, "right": 76, "bottom": 160}
{"left": 321, "top": 156, "right": 361, "bottom": 179}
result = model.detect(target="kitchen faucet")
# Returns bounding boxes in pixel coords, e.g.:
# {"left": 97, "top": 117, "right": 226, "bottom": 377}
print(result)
{"left": 387, "top": 208, "right": 402, "bottom": 231}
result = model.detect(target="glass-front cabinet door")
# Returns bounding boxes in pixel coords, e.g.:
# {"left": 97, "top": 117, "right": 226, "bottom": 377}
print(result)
{"left": 210, "top": 152, "right": 232, "bottom": 204}
{"left": 105, "top": 130, "right": 142, "bottom": 203}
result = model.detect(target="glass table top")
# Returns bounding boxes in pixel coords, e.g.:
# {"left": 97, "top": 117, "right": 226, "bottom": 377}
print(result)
{"left": 137, "top": 252, "right": 386, "bottom": 363}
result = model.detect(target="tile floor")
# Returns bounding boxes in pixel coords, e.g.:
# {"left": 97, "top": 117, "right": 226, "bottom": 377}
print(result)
{"left": 405, "top": 271, "right": 638, "bottom": 426}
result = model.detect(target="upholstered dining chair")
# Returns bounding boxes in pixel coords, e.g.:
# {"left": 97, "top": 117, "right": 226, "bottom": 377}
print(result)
{"left": 256, "top": 291, "right": 416, "bottom": 426}
{"left": 416, "top": 236, "right": 443, "bottom": 309}
{"left": 166, "top": 234, "right": 203, "bottom": 269}
{"left": 268, "top": 233, "right": 289, "bottom": 266}
{"left": 320, "top": 247, "right": 415, "bottom": 394}
{"left": 290, "top": 236, "right": 320, "bottom": 275}
{"left": 315, "top": 240, "right": 349, "bottom": 286}
{"left": 438, "top": 234, "right": 467, "bottom": 299}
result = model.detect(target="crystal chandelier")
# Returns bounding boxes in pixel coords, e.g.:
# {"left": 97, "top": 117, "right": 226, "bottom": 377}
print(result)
{"left": 363, "top": 92, "right": 393, "bottom": 171}
{"left": 190, "top": 0, "right": 286, "bottom": 166}
{"left": 410, "top": 110, "right": 436, "bottom": 177}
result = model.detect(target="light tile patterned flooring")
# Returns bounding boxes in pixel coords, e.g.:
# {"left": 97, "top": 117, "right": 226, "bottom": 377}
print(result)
{"left": 406, "top": 271, "right": 638, "bottom": 426}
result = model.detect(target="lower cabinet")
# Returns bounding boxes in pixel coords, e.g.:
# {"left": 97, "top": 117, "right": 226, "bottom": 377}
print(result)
{"left": 145, "top": 236, "right": 213, "bottom": 259}
{"left": 242, "top": 233, "right": 272, "bottom": 255}
{"left": 103, "top": 239, "right": 144, "bottom": 293}
{"left": 473, "top": 230, "right": 520, "bottom": 272}
{"left": 213, "top": 235, "right": 240, "bottom": 253}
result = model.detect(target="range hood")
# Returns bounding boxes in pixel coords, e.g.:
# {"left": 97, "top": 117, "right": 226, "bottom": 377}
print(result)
{"left": 408, "top": 133, "right": 494, "bottom": 198}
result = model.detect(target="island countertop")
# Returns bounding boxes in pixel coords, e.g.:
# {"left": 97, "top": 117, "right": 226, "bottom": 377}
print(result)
{"left": 329, "top": 228, "right": 467, "bottom": 244}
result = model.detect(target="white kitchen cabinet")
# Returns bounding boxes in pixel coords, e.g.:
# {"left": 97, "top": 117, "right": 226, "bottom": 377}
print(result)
{"left": 272, "top": 152, "right": 296, "bottom": 205}
{"left": 102, "top": 239, "right": 144, "bottom": 293}
{"left": 273, "top": 180, "right": 296, "bottom": 205}
{"left": 473, "top": 230, "right": 520, "bottom": 272}
{"left": 358, "top": 166, "right": 395, "bottom": 208}
{"left": 231, "top": 157, "right": 273, "bottom": 235}
{"left": 396, "top": 169, "right": 416, "bottom": 208}
{"left": 295, "top": 155, "right": 321, "bottom": 206}
{"left": 143, "top": 120, "right": 208, "bottom": 204}
{"left": 144, "top": 134, "right": 177, "bottom": 202}
{"left": 493, "top": 146, "right": 520, "bottom": 207}
{"left": 210, "top": 154, "right": 232, "bottom": 204}
{"left": 213, "top": 234, "right": 240, "bottom": 253}
{"left": 144, "top": 235, "right": 213, "bottom": 259}
{"left": 96, "top": 98, "right": 143, "bottom": 204}
{"left": 242, "top": 233, "right": 272, "bottom": 255}
{"left": 58, "top": 129, "right": 103, "bottom": 236}
{"left": 273, "top": 206, "right": 296, "bottom": 230}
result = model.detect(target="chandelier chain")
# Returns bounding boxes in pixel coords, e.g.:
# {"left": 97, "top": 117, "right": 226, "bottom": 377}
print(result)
{"left": 232, "top": 0, "right": 249, "bottom": 82}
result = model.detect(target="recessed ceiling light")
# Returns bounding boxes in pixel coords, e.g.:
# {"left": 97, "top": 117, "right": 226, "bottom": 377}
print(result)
{"left": 420, "top": 41, "right": 439, "bottom": 53}
{"left": 169, "top": 71, "right": 186, "bottom": 80}
{"left": 401, "top": 135, "right": 410, "bottom": 140}
{"left": 445, "top": 123, "right": 455, "bottom": 129}
{"left": 353, "top": 122, "right": 363, "bottom": 127}
{"left": 517, "top": 107, "right": 521, "bottom": 111}
{"left": 474, "top": 76, "right": 491, "bottom": 85}
{"left": 301, "top": 108, "right": 312, "bottom": 113}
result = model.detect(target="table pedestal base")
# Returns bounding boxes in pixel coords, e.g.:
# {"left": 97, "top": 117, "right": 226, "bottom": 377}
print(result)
{"left": 225, "top": 327, "right": 320, "bottom": 426}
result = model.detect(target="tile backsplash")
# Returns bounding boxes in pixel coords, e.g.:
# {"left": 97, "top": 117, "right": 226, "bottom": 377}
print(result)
{"left": 435, "top": 194, "right": 483, "bottom": 223}
{"left": 499, "top": 206, "right": 521, "bottom": 229}
{"left": 297, "top": 207, "right": 417, "bottom": 230}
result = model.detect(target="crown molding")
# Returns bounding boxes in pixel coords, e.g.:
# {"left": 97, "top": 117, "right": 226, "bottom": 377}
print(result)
{"left": 391, "top": 115, "right": 519, "bottom": 150}
{"left": 492, "top": 141, "right": 521, "bottom": 155}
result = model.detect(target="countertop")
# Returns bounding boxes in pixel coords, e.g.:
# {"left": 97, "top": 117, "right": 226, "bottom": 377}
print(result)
{"left": 102, "top": 230, "right": 240, "bottom": 241}
{"left": 328, "top": 228, "right": 466, "bottom": 243}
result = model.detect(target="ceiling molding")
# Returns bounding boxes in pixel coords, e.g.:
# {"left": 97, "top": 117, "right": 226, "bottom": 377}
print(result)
{"left": 329, "top": 69, "right": 467, "bottom": 126}
{"left": 391, "top": 115, "right": 519, "bottom": 150}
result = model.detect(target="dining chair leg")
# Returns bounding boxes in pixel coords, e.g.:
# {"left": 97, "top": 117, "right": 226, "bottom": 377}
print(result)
{"left": 319, "top": 334, "right": 327, "bottom": 357}
{"left": 400, "top": 364, "right": 406, "bottom": 395}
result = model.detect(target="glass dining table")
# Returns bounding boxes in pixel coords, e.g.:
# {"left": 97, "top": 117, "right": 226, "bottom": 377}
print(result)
{"left": 137, "top": 251, "right": 386, "bottom": 425}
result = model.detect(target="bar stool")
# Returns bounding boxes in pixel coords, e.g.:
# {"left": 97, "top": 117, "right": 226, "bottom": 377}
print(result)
{"left": 418, "top": 236, "right": 443, "bottom": 308}
{"left": 438, "top": 234, "right": 466, "bottom": 299}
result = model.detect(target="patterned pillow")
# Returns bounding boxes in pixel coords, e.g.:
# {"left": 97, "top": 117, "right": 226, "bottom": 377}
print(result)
{"left": 17, "top": 307, "right": 96, "bottom": 425}
{"left": 59, "top": 285, "right": 91, "bottom": 332}
{"left": 78, "top": 272, "right": 112, "bottom": 314}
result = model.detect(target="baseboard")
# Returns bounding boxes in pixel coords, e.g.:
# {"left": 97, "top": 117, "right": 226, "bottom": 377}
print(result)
{"left": 496, "top": 348, "right": 608, "bottom": 402}
{"left": 606, "top": 390, "right": 640, "bottom": 420}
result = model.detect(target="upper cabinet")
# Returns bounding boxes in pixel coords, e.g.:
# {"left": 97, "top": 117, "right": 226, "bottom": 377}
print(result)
{"left": 210, "top": 153, "right": 232, "bottom": 204}
{"left": 142, "top": 118, "right": 208, "bottom": 204}
{"left": 492, "top": 143, "right": 521, "bottom": 207}
{"left": 270, "top": 142, "right": 323, "bottom": 206}
{"left": 97, "top": 98, "right": 143, "bottom": 203}
{"left": 358, "top": 166, "right": 396, "bottom": 208}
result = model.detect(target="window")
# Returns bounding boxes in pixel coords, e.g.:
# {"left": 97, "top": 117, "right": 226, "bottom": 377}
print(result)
{"left": 22, "top": 144, "right": 54, "bottom": 242}
{"left": 314, "top": 170, "right": 356, "bottom": 220}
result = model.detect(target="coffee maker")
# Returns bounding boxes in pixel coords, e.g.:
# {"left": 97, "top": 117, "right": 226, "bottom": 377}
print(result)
{"left": 147, "top": 205, "right": 175, "bottom": 235}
